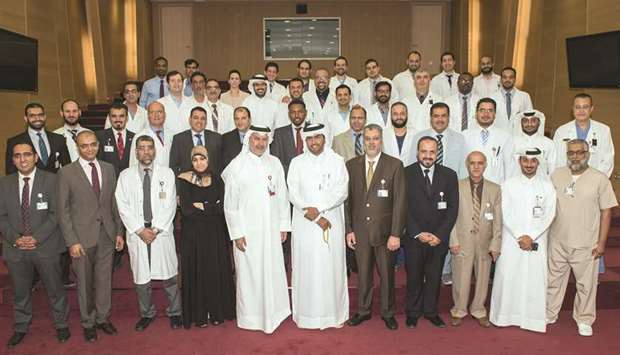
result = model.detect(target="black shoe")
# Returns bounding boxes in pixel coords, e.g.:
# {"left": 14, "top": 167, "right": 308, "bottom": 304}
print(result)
{"left": 56, "top": 328, "right": 70, "bottom": 343}
{"left": 83, "top": 327, "right": 97, "bottom": 342}
{"left": 7, "top": 332, "right": 26, "bottom": 349}
{"left": 346, "top": 313, "right": 371, "bottom": 326}
{"left": 134, "top": 317, "right": 155, "bottom": 332}
{"left": 96, "top": 322, "right": 118, "bottom": 335}
{"left": 425, "top": 315, "right": 446, "bottom": 328}
{"left": 170, "top": 316, "right": 182, "bottom": 329}
{"left": 406, "top": 316, "right": 418, "bottom": 328}
{"left": 382, "top": 317, "right": 398, "bottom": 330}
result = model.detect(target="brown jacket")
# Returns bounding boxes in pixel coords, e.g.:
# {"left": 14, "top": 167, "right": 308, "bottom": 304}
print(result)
{"left": 449, "top": 178, "right": 502, "bottom": 253}
{"left": 345, "top": 153, "right": 406, "bottom": 247}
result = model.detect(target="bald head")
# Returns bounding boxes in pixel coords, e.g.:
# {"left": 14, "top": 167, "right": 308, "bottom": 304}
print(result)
{"left": 466, "top": 151, "right": 487, "bottom": 181}
{"left": 147, "top": 101, "right": 166, "bottom": 128}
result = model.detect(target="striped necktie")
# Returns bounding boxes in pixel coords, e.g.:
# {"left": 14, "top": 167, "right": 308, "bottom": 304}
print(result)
{"left": 436, "top": 134, "right": 444, "bottom": 165}
{"left": 354, "top": 133, "right": 363, "bottom": 156}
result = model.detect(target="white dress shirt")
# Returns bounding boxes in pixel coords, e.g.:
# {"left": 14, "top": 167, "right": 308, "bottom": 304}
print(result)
{"left": 78, "top": 157, "right": 102, "bottom": 188}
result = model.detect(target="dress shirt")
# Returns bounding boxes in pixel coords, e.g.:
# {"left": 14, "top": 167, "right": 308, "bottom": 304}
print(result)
{"left": 365, "top": 152, "right": 382, "bottom": 177}
{"left": 18, "top": 168, "right": 37, "bottom": 203}
{"left": 419, "top": 163, "right": 435, "bottom": 183}
{"left": 78, "top": 157, "right": 102, "bottom": 188}
{"left": 28, "top": 127, "right": 51, "bottom": 159}
{"left": 191, "top": 129, "right": 205, "bottom": 146}
{"left": 140, "top": 75, "right": 169, "bottom": 107}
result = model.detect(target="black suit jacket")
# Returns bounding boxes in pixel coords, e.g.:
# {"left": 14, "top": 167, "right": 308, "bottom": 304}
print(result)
{"left": 270, "top": 124, "right": 304, "bottom": 177}
{"left": 404, "top": 162, "right": 459, "bottom": 246}
{"left": 95, "top": 128, "right": 135, "bottom": 178}
{"left": 0, "top": 170, "right": 65, "bottom": 262}
{"left": 169, "top": 129, "right": 222, "bottom": 175}
{"left": 5, "top": 130, "right": 71, "bottom": 175}
{"left": 222, "top": 128, "right": 243, "bottom": 169}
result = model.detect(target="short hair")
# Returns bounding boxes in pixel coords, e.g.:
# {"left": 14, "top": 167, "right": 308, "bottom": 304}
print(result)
{"left": 501, "top": 66, "right": 517, "bottom": 76}
{"left": 109, "top": 102, "right": 128, "bottom": 115}
{"left": 408, "top": 50, "right": 422, "bottom": 59}
{"left": 60, "top": 99, "right": 79, "bottom": 111}
{"left": 417, "top": 135, "right": 438, "bottom": 150}
{"left": 430, "top": 102, "right": 450, "bottom": 115}
{"left": 122, "top": 80, "right": 140, "bottom": 93}
{"left": 154, "top": 56, "right": 168, "bottom": 64}
{"left": 265, "top": 61, "right": 279, "bottom": 72}
{"left": 440, "top": 51, "right": 455, "bottom": 61}
{"left": 136, "top": 135, "right": 155, "bottom": 146}
{"left": 12, "top": 142, "right": 36, "bottom": 155}
{"left": 205, "top": 78, "right": 220, "bottom": 86}
{"left": 350, "top": 104, "right": 367, "bottom": 117}
{"left": 335, "top": 84, "right": 352, "bottom": 95}
{"left": 567, "top": 138, "right": 589, "bottom": 151}
{"left": 460, "top": 71, "right": 474, "bottom": 79}
{"left": 480, "top": 54, "right": 493, "bottom": 61}
{"left": 466, "top": 151, "right": 487, "bottom": 164}
{"left": 166, "top": 70, "right": 183, "bottom": 83}
{"left": 190, "top": 71, "right": 207, "bottom": 83}
{"left": 374, "top": 81, "right": 392, "bottom": 92}
{"left": 334, "top": 56, "right": 348, "bottom": 65}
{"left": 476, "top": 97, "right": 497, "bottom": 111}
{"left": 190, "top": 106, "right": 207, "bottom": 117}
{"left": 234, "top": 106, "right": 251, "bottom": 118}
{"left": 574, "top": 93, "right": 593, "bottom": 105}
{"left": 228, "top": 69, "right": 241, "bottom": 78}
{"left": 288, "top": 77, "right": 304, "bottom": 87}
{"left": 184, "top": 58, "right": 199, "bottom": 67}
{"left": 288, "top": 99, "right": 306, "bottom": 111}
{"left": 364, "top": 123, "right": 383, "bottom": 134}
{"left": 391, "top": 101, "right": 408, "bottom": 113}
{"left": 24, "top": 102, "right": 45, "bottom": 116}
{"left": 297, "top": 59, "right": 312, "bottom": 69}
{"left": 364, "top": 58, "right": 378, "bottom": 67}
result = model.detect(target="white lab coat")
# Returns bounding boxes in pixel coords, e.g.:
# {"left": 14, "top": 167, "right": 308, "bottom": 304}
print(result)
{"left": 445, "top": 93, "right": 481, "bottom": 133}
{"left": 104, "top": 103, "right": 148, "bottom": 134}
{"left": 157, "top": 94, "right": 194, "bottom": 136}
{"left": 490, "top": 88, "right": 533, "bottom": 132}
{"left": 242, "top": 94, "right": 279, "bottom": 130}
{"left": 129, "top": 127, "right": 173, "bottom": 168}
{"left": 115, "top": 165, "right": 178, "bottom": 285}
{"left": 392, "top": 69, "right": 416, "bottom": 100}
{"left": 472, "top": 73, "right": 501, "bottom": 98}
{"left": 430, "top": 71, "right": 460, "bottom": 99}
{"left": 366, "top": 102, "right": 393, "bottom": 128}
{"left": 329, "top": 75, "right": 359, "bottom": 103}
{"left": 288, "top": 148, "right": 349, "bottom": 329}
{"left": 490, "top": 173, "right": 556, "bottom": 333}
{"left": 382, "top": 127, "right": 417, "bottom": 167}
{"left": 204, "top": 100, "right": 235, "bottom": 134}
{"left": 302, "top": 90, "right": 338, "bottom": 124}
{"left": 462, "top": 125, "right": 515, "bottom": 184}
{"left": 324, "top": 108, "right": 351, "bottom": 140}
{"left": 356, "top": 76, "right": 399, "bottom": 110}
{"left": 401, "top": 92, "right": 444, "bottom": 132}
{"left": 53, "top": 125, "right": 89, "bottom": 162}
{"left": 552, "top": 119, "right": 615, "bottom": 178}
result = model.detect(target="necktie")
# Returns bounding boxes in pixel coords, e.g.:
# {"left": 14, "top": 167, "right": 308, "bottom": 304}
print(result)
{"left": 159, "top": 79, "right": 165, "bottom": 98}
{"left": 366, "top": 160, "right": 375, "bottom": 191}
{"left": 89, "top": 162, "right": 100, "bottom": 197}
{"left": 70, "top": 129, "right": 78, "bottom": 142}
{"left": 21, "top": 177, "right": 31, "bottom": 235}
{"left": 436, "top": 134, "right": 444, "bottom": 165}
{"left": 370, "top": 80, "right": 376, "bottom": 104}
{"left": 447, "top": 74, "right": 453, "bottom": 88}
{"left": 424, "top": 168, "right": 432, "bottom": 196}
{"left": 472, "top": 183, "right": 481, "bottom": 234}
{"left": 36, "top": 132, "right": 49, "bottom": 165}
{"left": 143, "top": 168, "right": 153, "bottom": 223}
{"left": 239, "top": 132, "right": 245, "bottom": 144}
{"left": 505, "top": 91, "right": 512, "bottom": 119}
{"left": 211, "top": 104, "right": 219, "bottom": 132}
{"left": 295, "top": 127, "right": 303, "bottom": 155}
{"left": 155, "top": 130, "right": 164, "bottom": 145}
{"left": 355, "top": 133, "right": 363, "bottom": 156}
{"left": 461, "top": 96, "right": 469, "bottom": 131}
{"left": 418, "top": 94, "right": 425, "bottom": 104}
{"left": 269, "top": 82, "right": 274, "bottom": 93}
{"left": 117, "top": 132, "right": 125, "bottom": 160}
{"left": 195, "top": 133, "right": 203, "bottom": 146}
{"left": 481, "top": 129, "right": 489, "bottom": 146}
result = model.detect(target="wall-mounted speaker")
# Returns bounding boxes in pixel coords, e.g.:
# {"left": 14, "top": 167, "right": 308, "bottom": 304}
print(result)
{"left": 296, "top": 3, "right": 308, "bottom": 14}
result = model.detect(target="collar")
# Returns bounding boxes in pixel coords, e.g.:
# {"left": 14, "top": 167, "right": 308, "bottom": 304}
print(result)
{"left": 366, "top": 152, "right": 381, "bottom": 163}
{"left": 112, "top": 127, "right": 126, "bottom": 136}
{"left": 28, "top": 127, "right": 46, "bottom": 136}
{"left": 191, "top": 129, "right": 204, "bottom": 136}
{"left": 419, "top": 163, "right": 435, "bottom": 175}
{"left": 18, "top": 167, "right": 36, "bottom": 181}
{"left": 78, "top": 157, "right": 98, "bottom": 168}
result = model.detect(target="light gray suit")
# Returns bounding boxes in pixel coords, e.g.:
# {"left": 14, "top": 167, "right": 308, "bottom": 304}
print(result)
{"left": 332, "top": 129, "right": 358, "bottom": 162}
{"left": 57, "top": 160, "right": 122, "bottom": 328}
{"left": 0, "top": 169, "right": 69, "bottom": 333}
{"left": 413, "top": 128, "right": 467, "bottom": 179}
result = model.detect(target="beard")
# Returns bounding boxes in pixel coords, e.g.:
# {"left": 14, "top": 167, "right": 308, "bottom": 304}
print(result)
{"left": 481, "top": 66, "right": 493, "bottom": 74}
{"left": 391, "top": 119, "right": 407, "bottom": 128}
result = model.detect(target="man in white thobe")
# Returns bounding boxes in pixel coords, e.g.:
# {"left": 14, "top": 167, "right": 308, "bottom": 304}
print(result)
{"left": 54, "top": 99, "right": 89, "bottom": 162}
{"left": 490, "top": 67, "right": 533, "bottom": 132}
{"left": 157, "top": 71, "right": 194, "bottom": 136}
{"left": 472, "top": 56, "right": 501, "bottom": 98}
{"left": 393, "top": 51, "right": 422, "bottom": 100}
{"left": 222, "top": 125, "right": 291, "bottom": 334}
{"left": 242, "top": 74, "right": 279, "bottom": 130}
{"left": 401, "top": 70, "right": 444, "bottom": 132}
{"left": 382, "top": 102, "right": 416, "bottom": 167}
{"left": 288, "top": 123, "right": 349, "bottom": 329}
{"left": 115, "top": 135, "right": 181, "bottom": 331}
{"left": 430, "top": 52, "right": 460, "bottom": 99}
{"left": 512, "top": 110, "right": 556, "bottom": 176}
{"left": 490, "top": 147, "right": 556, "bottom": 333}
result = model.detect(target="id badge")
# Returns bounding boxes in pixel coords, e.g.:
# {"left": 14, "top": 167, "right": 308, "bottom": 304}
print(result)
{"left": 377, "top": 189, "right": 389, "bottom": 198}
{"left": 267, "top": 175, "right": 276, "bottom": 197}
{"left": 532, "top": 206, "right": 543, "bottom": 218}
{"left": 104, "top": 145, "right": 114, "bottom": 152}
{"left": 437, "top": 201, "right": 447, "bottom": 210}
{"left": 484, "top": 212, "right": 494, "bottom": 220}
{"left": 36, "top": 202, "right": 48, "bottom": 210}
{"left": 564, "top": 186, "right": 575, "bottom": 197}
{"left": 159, "top": 191, "right": 166, "bottom": 199}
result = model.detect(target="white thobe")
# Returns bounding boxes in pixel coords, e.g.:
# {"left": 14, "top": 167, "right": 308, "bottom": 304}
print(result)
{"left": 513, "top": 135, "right": 556, "bottom": 177}
{"left": 445, "top": 93, "right": 481, "bottom": 133}
{"left": 392, "top": 69, "right": 416, "bottom": 100}
{"left": 249, "top": 81, "right": 288, "bottom": 103}
{"left": 157, "top": 94, "right": 194, "bottom": 135}
{"left": 430, "top": 71, "right": 460, "bottom": 99}
{"left": 552, "top": 119, "right": 615, "bottom": 178}
{"left": 490, "top": 88, "right": 533, "bottom": 132}
{"left": 302, "top": 90, "right": 338, "bottom": 124}
{"left": 104, "top": 103, "right": 148, "bottom": 134}
{"left": 129, "top": 127, "right": 173, "bottom": 168}
{"left": 115, "top": 165, "right": 178, "bottom": 285}
{"left": 472, "top": 73, "right": 501, "bottom": 98}
{"left": 222, "top": 151, "right": 291, "bottom": 334}
{"left": 287, "top": 148, "right": 349, "bottom": 329}
{"left": 462, "top": 125, "right": 515, "bottom": 184}
{"left": 382, "top": 128, "right": 416, "bottom": 167}
{"left": 242, "top": 95, "right": 279, "bottom": 130}
{"left": 54, "top": 125, "right": 89, "bottom": 162}
{"left": 329, "top": 75, "right": 359, "bottom": 103}
{"left": 490, "top": 174, "right": 556, "bottom": 333}
{"left": 401, "top": 92, "right": 444, "bottom": 132}
{"left": 356, "top": 76, "right": 399, "bottom": 110}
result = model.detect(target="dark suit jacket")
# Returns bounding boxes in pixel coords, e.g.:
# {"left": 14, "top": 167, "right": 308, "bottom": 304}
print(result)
{"left": 271, "top": 124, "right": 304, "bottom": 177}
{"left": 404, "top": 162, "right": 459, "bottom": 246}
{"left": 57, "top": 160, "right": 122, "bottom": 249}
{"left": 345, "top": 153, "right": 407, "bottom": 247}
{"left": 5, "top": 130, "right": 71, "bottom": 175}
{"left": 95, "top": 128, "right": 135, "bottom": 178}
{"left": 0, "top": 170, "right": 65, "bottom": 262}
{"left": 222, "top": 128, "right": 243, "bottom": 169}
{"left": 169, "top": 129, "right": 222, "bottom": 175}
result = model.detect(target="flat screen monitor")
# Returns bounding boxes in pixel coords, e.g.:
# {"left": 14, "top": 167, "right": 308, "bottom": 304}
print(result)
{"left": 566, "top": 31, "right": 620, "bottom": 88}
{"left": 0, "top": 27, "right": 38, "bottom": 92}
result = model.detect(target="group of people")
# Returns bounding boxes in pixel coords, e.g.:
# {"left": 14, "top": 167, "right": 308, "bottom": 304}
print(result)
{"left": 0, "top": 50, "right": 616, "bottom": 350}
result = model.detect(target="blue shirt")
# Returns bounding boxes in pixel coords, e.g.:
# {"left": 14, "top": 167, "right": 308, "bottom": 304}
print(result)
{"left": 575, "top": 120, "right": 591, "bottom": 140}
{"left": 140, "top": 76, "right": 169, "bottom": 108}
{"left": 396, "top": 134, "right": 406, "bottom": 154}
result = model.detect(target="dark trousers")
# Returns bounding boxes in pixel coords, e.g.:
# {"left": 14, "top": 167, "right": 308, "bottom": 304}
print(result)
{"left": 404, "top": 242, "right": 448, "bottom": 318}
{"left": 6, "top": 252, "right": 69, "bottom": 333}
{"left": 355, "top": 243, "right": 396, "bottom": 318}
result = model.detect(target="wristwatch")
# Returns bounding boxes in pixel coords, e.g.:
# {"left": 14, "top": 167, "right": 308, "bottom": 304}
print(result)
{"left": 151, "top": 227, "right": 160, "bottom": 234}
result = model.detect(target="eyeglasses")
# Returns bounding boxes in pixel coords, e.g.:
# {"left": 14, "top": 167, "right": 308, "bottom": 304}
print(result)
{"left": 477, "top": 108, "right": 495, "bottom": 113}
{"left": 574, "top": 105, "right": 591, "bottom": 110}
